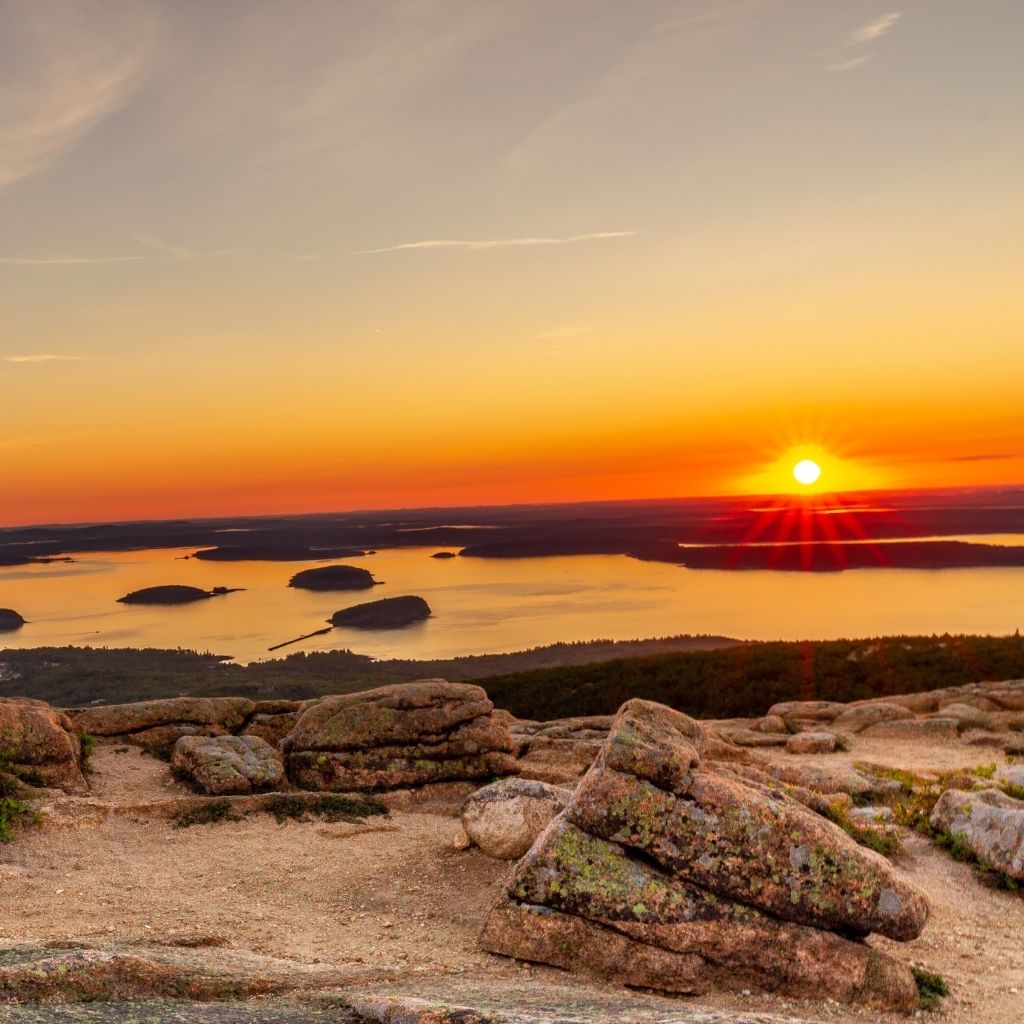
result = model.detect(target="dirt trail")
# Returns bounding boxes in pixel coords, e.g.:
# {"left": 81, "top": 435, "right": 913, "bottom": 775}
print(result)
{"left": 2, "top": 742, "right": 1023, "bottom": 1023}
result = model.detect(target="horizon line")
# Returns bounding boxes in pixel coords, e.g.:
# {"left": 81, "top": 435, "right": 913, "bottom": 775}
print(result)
{"left": 2, "top": 480, "right": 1022, "bottom": 533}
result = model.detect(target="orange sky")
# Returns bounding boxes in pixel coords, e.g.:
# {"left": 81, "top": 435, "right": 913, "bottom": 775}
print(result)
{"left": 2, "top": 1, "right": 1023, "bottom": 526}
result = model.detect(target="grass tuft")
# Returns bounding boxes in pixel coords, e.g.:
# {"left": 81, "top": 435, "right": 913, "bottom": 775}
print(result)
{"left": 172, "top": 799, "right": 241, "bottom": 828}
{"left": 912, "top": 966, "right": 948, "bottom": 1011}
{"left": 77, "top": 732, "right": 96, "bottom": 774}
{"left": 172, "top": 793, "right": 389, "bottom": 828}
{"left": 263, "top": 793, "right": 388, "bottom": 824}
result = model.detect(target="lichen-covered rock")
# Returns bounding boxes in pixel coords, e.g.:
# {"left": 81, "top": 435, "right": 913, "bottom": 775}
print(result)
{"left": 569, "top": 762, "right": 925, "bottom": 941}
{"left": 935, "top": 703, "right": 992, "bottom": 731}
{"left": 831, "top": 702, "right": 913, "bottom": 734}
{"left": 765, "top": 700, "right": 845, "bottom": 724}
{"left": 461, "top": 778, "right": 569, "bottom": 859}
{"left": 172, "top": 734, "right": 284, "bottom": 795}
{"left": 482, "top": 818, "right": 918, "bottom": 1010}
{"left": 241, "top": 700, "right": 313, "bottom": 748}
{"left": 996, "top": 764, "right": 1024, "bottom": 790}
{"left": 283, "top": 681, "right": 519, "bottom": 791}
{"left": 288, "top": 748, "right": 519, "bottom": 792}
{"left": 785, "top": 731, "right": 844, "bottom": 755}
{"left": 0, "top": 948, "right": 276, "bottom": 1003}
{"left": 482, "top": 698, "right": 928, "bottom": 1010}
{"left": 0, "top": 697, "right": 86, "bottom": 793}
{"left": 761, "top": 760, "right": 884, "bottom": 800}
{"left": 72, "top": 696, "right": 255, "bottom": 757}
{"left": 719, "top": 728, "right": 789, "bottom": 748}
{"left": 930, "top": 788, "right": 1024, "bottom": 880}
{"left": 284, "top": 681, "right": 491, "bottom": 751}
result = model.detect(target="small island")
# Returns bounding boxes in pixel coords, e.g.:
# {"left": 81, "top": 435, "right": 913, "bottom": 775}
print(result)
{"left": 0, "top": 608, "right": 26, "bottom": 631}
{"left": 193, "top": 544, "right": 365, "bottom": 561}
{"left": 288, "top": 565, "right": 378, "bottom": 591}
{"left": 329, "top": 595, "right": 431, "bottom": 629}
{"left": 431, "top": 551, "right": 457, "bottom": 559}
{"left": 117, "top": 585, "right": 241, "bottom": 605}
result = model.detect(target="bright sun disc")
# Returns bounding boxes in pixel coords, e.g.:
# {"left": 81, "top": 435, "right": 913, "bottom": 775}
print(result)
{"left": 793, "top": 459, "right": 822, "bottom": 486}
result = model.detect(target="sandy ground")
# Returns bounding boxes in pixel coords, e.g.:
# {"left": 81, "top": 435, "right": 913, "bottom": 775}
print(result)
{"left": 2, "top": 741, "right": 1023, "bottom": 1023}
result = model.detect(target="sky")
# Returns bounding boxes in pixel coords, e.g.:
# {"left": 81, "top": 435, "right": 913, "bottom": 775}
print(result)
{"left": 2, "top": 0, "right": 1023, "bottom": 526}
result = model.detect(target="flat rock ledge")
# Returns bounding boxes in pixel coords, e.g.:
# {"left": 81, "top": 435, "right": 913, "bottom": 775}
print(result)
{"left": 481, "top": 699, "right": 929, "bottom": 1012}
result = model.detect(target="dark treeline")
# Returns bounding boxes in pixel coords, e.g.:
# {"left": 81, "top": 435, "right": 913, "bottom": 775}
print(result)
{"left": 481, "top": 634, "right": 1024, "bottom": 720}
{"left": 0, "top": 635, "right": 735, "bottom": 708}
{"left": 1, "top": 634, "right": 1022, "bottom": 720}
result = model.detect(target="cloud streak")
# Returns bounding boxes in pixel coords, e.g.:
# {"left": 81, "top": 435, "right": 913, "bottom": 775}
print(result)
{"left": 0, "top": 255, "right": 146, "bottom": 266}
{"left": 354, "top": 231, "right": 635, "bottom": 254}
{"left": 130, "top": 233, "right": 245, "bottom": 259}
{"left": 850, "top": 12, "right": 902, "bottom": 44}
{"left": 2, "top": 354, "right": 90, "bottom": 364}
{"left": 827, "top": 54, "right": 873, "bottom": 73}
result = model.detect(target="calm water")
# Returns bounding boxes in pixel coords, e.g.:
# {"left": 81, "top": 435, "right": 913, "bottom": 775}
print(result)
{"left": 2, "top": 544, "right": 1024, "bottom": 664}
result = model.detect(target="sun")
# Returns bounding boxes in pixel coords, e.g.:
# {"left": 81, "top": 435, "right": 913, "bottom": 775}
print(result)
{"left": 792, "top": 459, "right": 822, "bottom": 486}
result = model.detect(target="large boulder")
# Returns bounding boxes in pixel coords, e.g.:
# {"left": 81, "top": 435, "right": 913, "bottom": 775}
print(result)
{"left": 483, "top": 820, "right": 918, "bottom": 1009}
{"left": 0, "top": 697, "right": 86, "bottom": 793}
{"left": 481, "top": 699, "right": 928, "bottom": 1011}
{"left": 72, "top": 697, "right": 255, "bottom": 757}
{"left": 935, "top": 703, "right": 992, "bottom": 731}
{"left": 172, "top": 734, "right": 284, "bottom": 795}
{"left": 930, "top": 788, "right": 1024, "bottom": 880}
{"left": 283, "top": 680, "right": 519, "bottom": 791}
{"left": 461, "top": 778, "right": 569, "bottom": 859}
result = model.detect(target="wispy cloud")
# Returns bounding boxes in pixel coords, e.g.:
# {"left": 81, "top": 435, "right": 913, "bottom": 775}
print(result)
{"left": 850, "top": 12, "right": 902, "bottom": 44}
{"left": 0, "top": 3, "right": 157, "bottom": 191}
{"left": 130, "top": 233, "right": 244, "bottom": 259}
{"left": 827, "top": 54, "right": 873, "bottom": 73}
{"left": 130, "top": 233, "right": 194, "bottom": 258}
{"left": 0, "top": 254, "right": 146, "bottom": 266}
{"left": 2, "top": 354, "right": 90, "bottom": 364}
{"left": 354, "top": 231, "right": 636, "bottom": 254}
{"left": 533, "top": 322, "right": 593, "bottom": 340}
{"left": 825, "top": 11, "right": 902, "bottom": 72}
